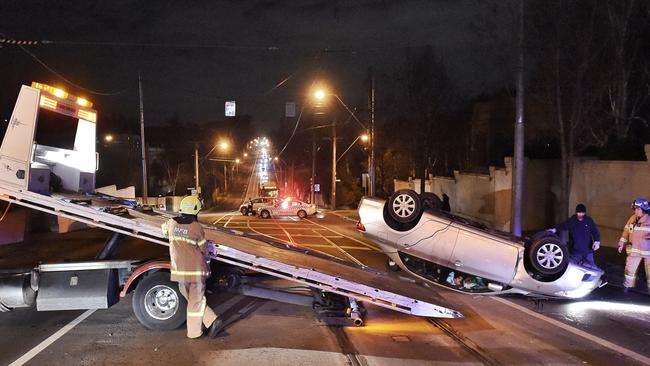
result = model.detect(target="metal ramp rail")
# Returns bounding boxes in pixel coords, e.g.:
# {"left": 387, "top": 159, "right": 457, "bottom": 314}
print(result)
{"left": 0, "top": 186, "right": 462, "bottom": 319}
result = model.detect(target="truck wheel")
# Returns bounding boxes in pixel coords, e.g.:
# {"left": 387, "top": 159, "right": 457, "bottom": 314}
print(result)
{"left": 420, "top": 192, "right": 442, "bottom": 211}
{"left": 260, "top": 210, "right": 271, "bottom": 219}
{"left": 132, "top": 272, "right": 187, "bottom": 331}
{"left": 297, "top": 210, "right": 307, "bottom": 219}
{"left": 527, "top": 235, "right": 568, "bottom": 276}
{"left": 388, "top": 190, "right": 422, "bottom": 224}
{"left": 240, "top": 207, "right": 249, "bottom": 216}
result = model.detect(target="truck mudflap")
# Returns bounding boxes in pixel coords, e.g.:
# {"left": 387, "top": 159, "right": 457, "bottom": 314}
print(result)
{"left": 0, "top": 187, "right": 462, "bottom": 319}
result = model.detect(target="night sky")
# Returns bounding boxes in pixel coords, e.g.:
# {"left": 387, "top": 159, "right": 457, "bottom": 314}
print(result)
{"left": 1, "top": 0, "right": 516, "bottom": 131}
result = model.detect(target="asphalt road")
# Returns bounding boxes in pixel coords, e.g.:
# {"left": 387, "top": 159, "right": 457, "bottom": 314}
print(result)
{"left": 0, "top": 210, "right": 649, "bottom": 365}
{"left": 1, "top": 155, "right": 649, "bottom": 365}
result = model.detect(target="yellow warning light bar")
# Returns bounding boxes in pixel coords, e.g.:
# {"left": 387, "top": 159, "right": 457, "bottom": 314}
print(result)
{"left": 31, "top": 82, "right": 93, "bottom": 108}
{"left": 77, "top": 109, "right": 97, "bottom": 123}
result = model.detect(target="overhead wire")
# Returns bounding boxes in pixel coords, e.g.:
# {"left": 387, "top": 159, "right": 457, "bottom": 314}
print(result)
{"left": 17, "top": 44, "right": 131, "bottom": 96}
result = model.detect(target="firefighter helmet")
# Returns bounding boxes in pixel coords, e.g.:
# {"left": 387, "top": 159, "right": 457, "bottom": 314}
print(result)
{"left": 631, "top": 198, "right": 650, "bottom": 212}
{"left": 180, "top": 195, "right": 202, "bottom": 215}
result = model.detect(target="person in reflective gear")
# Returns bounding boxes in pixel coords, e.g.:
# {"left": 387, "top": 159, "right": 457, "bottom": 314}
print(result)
{"left": 161, "top": 196, "right": 223, "bottom": 338}
{"left": 548, "top": 204, "right": 601, "bottom": 267}
{"left": 618, "top": 198, "right": 650, "bottom": 293}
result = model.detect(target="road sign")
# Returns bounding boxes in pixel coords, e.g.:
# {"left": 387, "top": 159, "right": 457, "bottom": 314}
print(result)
{"left": 285, "top": 102, "right": 296, "bottom": 117}
{"left": 225, "top": 101, "right": 236, "bottom": 117}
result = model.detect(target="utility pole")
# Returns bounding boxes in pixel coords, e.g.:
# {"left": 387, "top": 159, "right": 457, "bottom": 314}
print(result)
{"left": 368, "top": 67, "right": 376, "bottom": 197}
{"left": 331, "top": 117, "right": 337, "bottom": 210}
{"left": 223, "top": 163, "right": 228, "bottom": 193}
{"left": 138, "top": 72, "right": 148, "bottom": 205}
{"left": 512, "top": 1, "right": 525, "bottom": 236}
{"left": 311, "top": 132, "right": 316, "bottom": 204}
{"left": 194, "top": 144, "right": 201, "bottom": 195}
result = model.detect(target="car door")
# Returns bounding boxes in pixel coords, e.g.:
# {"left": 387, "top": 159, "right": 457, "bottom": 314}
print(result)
{"left": 449, "top": 226, "right": 519, "bottom": 283}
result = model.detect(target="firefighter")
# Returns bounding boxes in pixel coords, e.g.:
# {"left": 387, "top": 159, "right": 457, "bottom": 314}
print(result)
{"left": 618, "top": 198, "right": 650, "bottom": 293}
{"left": 161, "top": 195, "right": 223, "bottom": 338}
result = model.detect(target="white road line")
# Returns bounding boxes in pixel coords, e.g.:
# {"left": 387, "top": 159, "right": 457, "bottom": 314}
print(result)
{"left": 305, "top": 218, "right": 382, "bottom": 252}
{"left": 493, "top": 297, "right": 650, "bottom": 365}
{"left": 9, "top": 309, "right": 96, "bottom": 366}
{"left": 212, "top": 211, "right": 237, "bottom": 225}
{"left": 311, "top": 229, "right": 366, "bottom": 267}
{"left": 224, "top": 215, "right": 234, "bottom": 227}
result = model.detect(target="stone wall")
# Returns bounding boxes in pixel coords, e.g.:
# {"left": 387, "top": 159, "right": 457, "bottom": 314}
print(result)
{"left": 393, "top": 145, "right": 650, "bottom": 246}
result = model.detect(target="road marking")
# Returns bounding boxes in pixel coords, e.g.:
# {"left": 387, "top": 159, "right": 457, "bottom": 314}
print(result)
{"left": 245, "top": 219, "right": 353, "bottom": 263}
{"left": 304, "top": 218, "right": 382, "bottom": 252}
{"left": 223, "top": 215, "right": 234, "bottom": 227}
{"left": 311, "top": 229, "right": 366, "bottom": 267}
{"left": 212, "top": 211, "right": 237, "bottom": 225}
{"left": 9, "top": 309, "right": 96, "bottom": 366}
{"left": 493, "top": 297, "right": 650, "bottom": 365}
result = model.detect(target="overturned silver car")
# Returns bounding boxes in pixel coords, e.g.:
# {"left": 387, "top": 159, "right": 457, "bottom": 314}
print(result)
{"left": 357, "top": 190, "right": 603, "bottom": 299}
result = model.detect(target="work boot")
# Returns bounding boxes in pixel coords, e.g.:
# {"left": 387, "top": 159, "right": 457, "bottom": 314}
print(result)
{"left": 207, "top": 319, "right": 224, "bottom": 338}
{"left": 623, "top": 287, "right": 629, "bottom": 293}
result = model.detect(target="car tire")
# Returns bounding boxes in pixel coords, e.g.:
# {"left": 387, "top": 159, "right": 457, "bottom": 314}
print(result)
{"left": 297, "top": 210, "right": 307, "bottom": 219}
{"left": 260, "top": 210, "right": 271, "bottom": 219}
{"left": 386, "top": 258, "right": 401, "bottom": 272}
{"left": 388, "top": 189, "right": 423, "bottom": 224}
{"left": 420, "top": 192, "right": 442, "bottom": 211}
{"left": 132, "top": 272, "right": 187, "bottom": 331}
{"left": 240, "top": 207, "right": 248, "bottom": 216}
{"left": 527, "top": 235, "right": 569, "bottom": 276}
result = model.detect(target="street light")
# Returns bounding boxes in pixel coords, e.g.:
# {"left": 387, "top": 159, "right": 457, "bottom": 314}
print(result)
{"left": 360, "top": 133, "right": 369, "bottom": 143}
{"left": 104, "top": 134, "right": 114, "bottom": 142}
{"left": 219, "top": 141, "right": 230, "bottom": 151}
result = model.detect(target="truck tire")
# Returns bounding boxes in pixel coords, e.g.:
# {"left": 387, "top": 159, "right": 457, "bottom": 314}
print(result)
{"left": 260, "top": 210, "right": 271, "bottom": 219}
{"left": 388, "top": 190, "right": 422, "bottom": 224}
{"left": 297, "top": 210, "right": 307, "bottom": 219}
{"left": 132, "top": 272, "right": 187, "bottom": 331}
{"left": 527, "top": 235, "right": 569, "bottom": 276}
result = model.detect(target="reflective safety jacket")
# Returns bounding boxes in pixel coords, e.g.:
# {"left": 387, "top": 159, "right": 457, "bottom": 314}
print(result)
{"left": 620, "top": 214, "right": 650, "bottom": 257}
{"left": 162, "top": 215, "right": 210, "bottom": 282}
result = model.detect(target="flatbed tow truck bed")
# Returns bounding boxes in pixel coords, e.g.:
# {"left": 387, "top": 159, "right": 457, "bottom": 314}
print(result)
{"left": 0, "top": 83, "right": 461, "bottom": 331}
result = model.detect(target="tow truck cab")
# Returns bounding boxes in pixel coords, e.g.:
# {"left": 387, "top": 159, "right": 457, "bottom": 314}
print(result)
{"left": 0, "top": 82, "right": 97, "bottom": 195}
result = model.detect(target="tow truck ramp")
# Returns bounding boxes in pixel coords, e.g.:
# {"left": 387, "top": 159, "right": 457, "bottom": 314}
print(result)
{"left": 0, "top": 186, "right": 461, "bottom": 319}
{"left": 0, "top": 82, "right": 461, "bottom": 324}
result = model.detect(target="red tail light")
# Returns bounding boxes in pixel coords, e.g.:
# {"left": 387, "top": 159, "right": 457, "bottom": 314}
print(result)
{"left": 356, "top": 222, "right": 366, "bottom": 232}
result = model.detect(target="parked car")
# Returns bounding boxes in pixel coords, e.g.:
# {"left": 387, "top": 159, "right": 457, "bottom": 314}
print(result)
{"left": 258, "top": 199, "right": 317, "bottom": 219}
{"left": 240, "top": 197, "right": 276, "bottom": 216}
{"left": 357, "top": 189, "right": 604, "bottom": 299}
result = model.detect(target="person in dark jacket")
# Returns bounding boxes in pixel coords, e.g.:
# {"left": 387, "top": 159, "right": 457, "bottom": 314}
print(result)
{"left": 548, "top": 204, "right": 601, "bottom": 267}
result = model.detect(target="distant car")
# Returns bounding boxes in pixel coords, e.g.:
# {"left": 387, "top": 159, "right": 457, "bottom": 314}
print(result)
{"left": 357, "top": 189, "right": 604, "bottom": 299}
{"left": 240, "top": 197, "right": 276, "bottom": 216}
{"left": 258, "top": 199, "right": 317, "bottom": 219}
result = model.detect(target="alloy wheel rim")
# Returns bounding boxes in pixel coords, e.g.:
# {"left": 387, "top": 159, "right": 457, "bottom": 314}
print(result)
{"left": 536, "top": 243, "right": 564, "bottom": 269}
{"left": 393, "top": 194, "right": 416, "bottom": 218}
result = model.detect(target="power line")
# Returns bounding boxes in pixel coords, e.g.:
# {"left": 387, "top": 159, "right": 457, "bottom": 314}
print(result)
{"left": 17, "top": 44, "right": 131, "bottom": 96}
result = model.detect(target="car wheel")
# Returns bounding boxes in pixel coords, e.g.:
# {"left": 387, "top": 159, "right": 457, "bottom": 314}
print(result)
{"left": 527, "top": 235, "right": 569, "bottom": 276}
{"left": 386, "top": 258, "right": 401, "bottom": 272}
{"left": 388, "top": 189, "right": 422, "bottom": 224}
{"left": 240, "top": 207, "right": 248, "bottom": 216}
{"left": 420, "top": 192, "right": 442, "bottom": 211}
{"left": 132, "top": 272, "right": 187, "bottom": 330}
{"left": 260, "top": 210, "right": 271, "bottom": 219}
{"left": 297, "top": 210, "right": 307, "bottom": 219}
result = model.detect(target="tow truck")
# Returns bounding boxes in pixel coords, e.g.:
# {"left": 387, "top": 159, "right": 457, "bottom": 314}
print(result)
{"left": 0, "top": 83, "right": 462, "bottom": 331}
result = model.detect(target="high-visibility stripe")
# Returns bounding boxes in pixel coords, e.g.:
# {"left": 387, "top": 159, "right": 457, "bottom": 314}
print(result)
{"left": 171, "top": 236, "right": 199, "bottom": 245}
{"left": 624, "top": 274, "right": 636, "bottom": 279}
{"left": 197, "top": 239, "right": 207, "bottom": 246}
{"left": 632, "top": 226, "right": 650, "bottom": 232}
{"left": 626, "top": 248, "right": 650, "bottom": 255}
{"left": 187, "top": 297, "right": 206, "bottom": 317}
